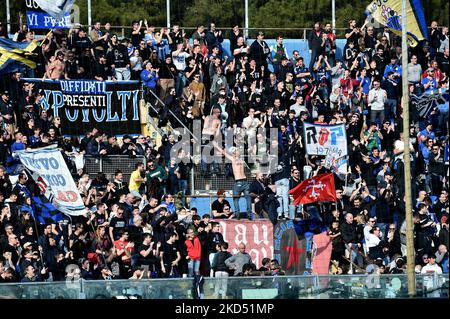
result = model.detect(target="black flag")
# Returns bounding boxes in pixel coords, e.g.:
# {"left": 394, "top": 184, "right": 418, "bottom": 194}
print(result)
{"left": 410, "top": 91, "right": 446, "bottom": 118}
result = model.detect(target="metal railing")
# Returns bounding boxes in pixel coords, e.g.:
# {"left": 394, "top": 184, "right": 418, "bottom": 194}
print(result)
{"left": 0, "top": 274, "right": 447, "bottom": 299}
{"left": 190, "top": 162, "right": 256, "bottom": 195}
{"left": 2, "top": 22, "right": 348, "bottom": 39}
{"left": 83, "top": 155, "right": 146, "bottom": 181}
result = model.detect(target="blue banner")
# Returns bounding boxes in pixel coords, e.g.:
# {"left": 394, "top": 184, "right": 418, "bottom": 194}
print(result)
{"left": 26, "top": 10, "right": 72, "bottom": 29}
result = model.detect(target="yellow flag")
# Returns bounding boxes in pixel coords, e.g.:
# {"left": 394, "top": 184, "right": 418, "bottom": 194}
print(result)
{"left": 366, "top": 0, "right": 428, "bottom": 47}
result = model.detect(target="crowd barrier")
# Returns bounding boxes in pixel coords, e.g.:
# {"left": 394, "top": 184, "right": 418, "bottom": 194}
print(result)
{"left": 83, "top": 155, "right": 147, "bottom": 180}
{"left": 0, "top": 274, "right": 447, "bottom": 299}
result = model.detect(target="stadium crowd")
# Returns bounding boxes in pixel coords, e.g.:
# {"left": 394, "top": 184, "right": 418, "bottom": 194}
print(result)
{"left": 0, "top": 16, "right": 448, "bottom": 285}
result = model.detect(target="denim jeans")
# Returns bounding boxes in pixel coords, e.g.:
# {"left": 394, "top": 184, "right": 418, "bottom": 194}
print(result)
{"left": 214, "top": 271, "right": 229, "bottom": 298}
{"left": 178, "top": 179, "right": 188, "bottom": 207}
{"left": 288, "top": 204, "right": 298, "bottom": 220}
{"left": 208, "top": 253, "right": 216, "bottom": 277}
{"left": 385, "top": 98, "right": 397, "bottom": 120}
{"left": 114, "top": 67, "right": 131, "bottom": 80}
{"left": 201, "top": 144, "right": 219, "bottom": 174}
{"left": 175, "top": 72, "right": 186, "bottom": 97}
{"left": 437, "top": 106, "right": 449, "bottom": 135}
{"left": 232, "top": 180, "right": 252, "bottom": 217}
{"left": 345, "top": 243, "right": 362, "bottom": 266}
{"left": 370, "top": 109, "right": 385, "bottom": 126}
{"left": 275, "top": 178, "right": 290, "bottom": 217}
{"left": 188, "top": 259, "right": 201, "bottom": 277}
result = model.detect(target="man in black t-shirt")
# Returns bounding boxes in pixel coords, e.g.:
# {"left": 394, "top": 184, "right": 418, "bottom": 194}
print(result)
{"left": 160, "top": 232, "right": 181, "bottom": 278}
{"left": 211, "top": 189, "right": 231, "bottom": 219}
{"left": 380, "top": 120, "right": 398, "bottom": 154}
{"left": 138, "top": 233, "right": 161, "bottom": 276}
{"left": 93, "top": 54, "right": 114, "bottom": 81}
{"left": 109, "top": 207, "right": 128, "bottom": 242}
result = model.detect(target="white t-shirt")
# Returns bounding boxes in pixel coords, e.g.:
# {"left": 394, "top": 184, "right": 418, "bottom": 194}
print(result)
{"left": 172, "top": 51, "right": 190, "bottom": 71}
{"left": 290, "top": 103, "right": 307, "bottom": 117}
{"left": 366, "top": 233, "right": 381, "bottom": 248}
{"left": 421, "top": 263, "right": 443, "bottom": 274}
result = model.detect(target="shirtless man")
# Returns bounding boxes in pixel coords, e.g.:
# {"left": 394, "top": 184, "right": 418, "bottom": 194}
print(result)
{"left": 202, "top": 107, "right": 222, "bottom": 137}
{"left": 214, "top": 142, "right": 252, "bottom": 219}
{"left": 45, "top": 51, "right": 65, "bottom": 80}
{"left": 202, "top": 107, "right": 222, "bottom": 176}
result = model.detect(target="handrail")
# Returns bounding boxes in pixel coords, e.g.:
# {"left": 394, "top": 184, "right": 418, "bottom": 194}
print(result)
{"left": 145, "top": 88, "right": 199, "bottom": 143}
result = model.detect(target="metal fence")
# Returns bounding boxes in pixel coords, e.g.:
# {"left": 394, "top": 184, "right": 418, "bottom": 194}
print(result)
{"left": 0, "top": 274, "right": 447, "bottom": 299}
{"left": 190, "top": 162, "right": 256, "bottom": 195}
{"left": 2, "top": 22, "right": 349, "bottom": 39}
{"left": 83, "top": 155, "right": 146, "bottom": 181}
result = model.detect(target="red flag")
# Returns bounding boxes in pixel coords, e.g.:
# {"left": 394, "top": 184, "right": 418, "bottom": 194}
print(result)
{"left": 288, "top": 173, "right": 336, "bottom": 205}
{"left": 312, "top": 232, "right": 333, "bottom": 274}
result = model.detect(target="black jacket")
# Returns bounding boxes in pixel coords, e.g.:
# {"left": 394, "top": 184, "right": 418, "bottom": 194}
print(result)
{"left": 94, "top": 61, "right": 113, "bottom": 80}
{"left": 250, "top": 40, "right": 270, "bottom": 67}
{"left": 340, "top": 221, "right": 359, "bottom": 244}
{"left": 86, "top": 138, "right": 106, "bottom": 157}
{"left": 308, "top": 29, "right": 324, "bottom": 51}
{"left": 206, "top": 232, "right": 224, "bottom": 254}
{"left": 212, "top": 250, "right": 232, "bottom": 272}
{"left": 204, "top": 30, "right": 224, "bottom": 52}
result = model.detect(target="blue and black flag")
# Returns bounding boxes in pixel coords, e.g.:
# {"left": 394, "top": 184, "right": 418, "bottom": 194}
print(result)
{"left": 31, "top": 195, "right": 63, "bottom": 225}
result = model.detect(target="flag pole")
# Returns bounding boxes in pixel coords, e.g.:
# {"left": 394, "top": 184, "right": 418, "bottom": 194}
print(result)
{"left": 6, "top": 0, "right": 11, "bottom": 35}
{"left": 401, "top": 0, "right": 416, "bottom": 297}
{"left": 31, "top": 208, "right": 46, "bottom": 269}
